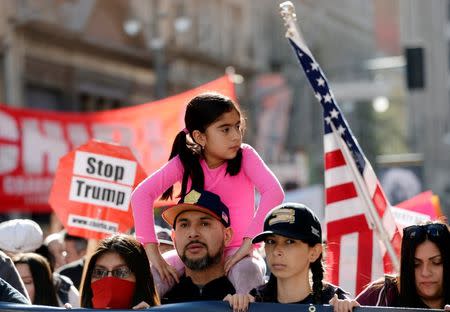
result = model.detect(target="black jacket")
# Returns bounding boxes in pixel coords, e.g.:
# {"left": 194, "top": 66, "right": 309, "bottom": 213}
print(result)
{"left": 250, "top": 275, "right": 350, "bottom": 304}
{"left": 0, "top": 278, "right": 30, "bottom": 304}
{"left": 162, "top": 275, "right": 235, "bottom": 304}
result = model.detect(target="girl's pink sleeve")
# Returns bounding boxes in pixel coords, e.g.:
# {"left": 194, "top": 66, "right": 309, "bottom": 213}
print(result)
{"left": 130, "top": 156, "right": 183, "bottom": 244}
{"left": 241, "top": 144, "right": 284, "bottom": 239}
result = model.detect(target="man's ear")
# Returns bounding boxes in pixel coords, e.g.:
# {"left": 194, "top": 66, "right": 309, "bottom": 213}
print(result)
{"left": 171, "top": 229, "right": 176, "bottom": 247}
{"left": 223, "top": 227, "right": 233, "bottom": 247}
{"left": 192, "top": 130, "right": 206, "bottom": 148}
{"left": 309, "top": 243, "right": 323, "bottom": 263}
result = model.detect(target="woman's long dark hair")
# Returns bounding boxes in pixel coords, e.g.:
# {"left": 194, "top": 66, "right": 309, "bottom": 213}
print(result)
{"left": 13, "top": 253, "right": 59, "bottom": 306}
{"left": 80, "top": 234, "right": 160, "bottom": 308}
{"left": 161, "top": 92, "right": 244, "bottom": 200}
{"left": 399, "top": 223, "right": 450, "bottom": 308}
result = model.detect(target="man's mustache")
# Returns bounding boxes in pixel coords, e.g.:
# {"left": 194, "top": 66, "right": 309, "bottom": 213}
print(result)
{"left": 184, "top": 240, "right": 207, "bottom": 252}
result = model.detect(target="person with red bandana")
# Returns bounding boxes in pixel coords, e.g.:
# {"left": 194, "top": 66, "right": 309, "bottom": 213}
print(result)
{"left": 79, "top": 234, "right": 159, "bottom": 309}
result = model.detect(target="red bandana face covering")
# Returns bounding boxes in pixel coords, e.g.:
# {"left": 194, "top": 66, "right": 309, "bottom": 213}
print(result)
{"left": 91, "top": 277, "right": 136, "bottom": 309}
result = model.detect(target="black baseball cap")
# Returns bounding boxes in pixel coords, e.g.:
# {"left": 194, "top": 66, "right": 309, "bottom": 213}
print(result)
{"left": 162, "top": 189, "right": 231, "bottom": 228}
{"left": 252, "top": 203, "right": 322, "bottom": 244}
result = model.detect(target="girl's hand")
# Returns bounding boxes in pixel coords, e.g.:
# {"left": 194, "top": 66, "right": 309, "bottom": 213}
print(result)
{"left": 444, "top": 304, "right": 450, "bottom": 311}
{"left": 223, "top": 293, "right": 255, "bottom": 312}
{"left": 329, "top": 294, "right": 360, "bottom": 312}
{"left": 144, "top": 243, "right": 179, "bottom": 285}
{"left": 132, "top": 301, "right": 150, "bottom": 309}
{"left": 225, "top": 238, "right": 253, "bottom": 274}
{"left": 63, "top": 303, "right": 72, "bottom": 309}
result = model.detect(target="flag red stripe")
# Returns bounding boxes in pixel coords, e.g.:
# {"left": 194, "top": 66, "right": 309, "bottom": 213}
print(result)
{"left": 326, "top": 182, "right": 357, "bottom": 204}
{"left": 372, "top": 184, "right": 387, "bottom": 216}
{"left": 326, "top": 215, "right": 373, "bottom": 290}
{"left": 383, "top": 230, "right": 402, "bottom": 273}
{"left": 325, "top": 150, "right": 346, "bottom": 169}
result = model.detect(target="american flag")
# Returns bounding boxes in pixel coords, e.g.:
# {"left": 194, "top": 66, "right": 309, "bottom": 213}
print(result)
{"left": 280, "top": 2, "right": 401, "bottom": 295}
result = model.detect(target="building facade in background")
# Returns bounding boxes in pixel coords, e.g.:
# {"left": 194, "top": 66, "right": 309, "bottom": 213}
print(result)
{"left": 3, "top": 0, "right": 446, "bottom": 216}
{"left": 399, "top": 0, "right": 450, "bottom": 216}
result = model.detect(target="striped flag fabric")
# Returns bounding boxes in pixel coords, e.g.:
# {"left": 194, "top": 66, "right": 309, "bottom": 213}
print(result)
{"left": 279, "top": 2, "right": 402, "bottom": 296}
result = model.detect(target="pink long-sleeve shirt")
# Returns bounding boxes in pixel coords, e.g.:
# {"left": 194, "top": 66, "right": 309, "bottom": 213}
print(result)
{"left": 131, "top": 143, "right": 284, "bottom": 248}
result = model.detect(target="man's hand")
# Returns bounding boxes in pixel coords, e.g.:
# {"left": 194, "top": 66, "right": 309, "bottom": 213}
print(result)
{"left": 224, "top": 238, "right": 252, "bottom": 274}
{"left": 223, "top": 293, "right": 255, "bottom": 312}
{"left": 329, "top": 294, "right": 360, "bottom": 312}
{"left": 144, "top": 243, "right": 179, "bottom": 285}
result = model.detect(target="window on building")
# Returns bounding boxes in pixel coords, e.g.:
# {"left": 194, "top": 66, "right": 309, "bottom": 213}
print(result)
{"left": 25, "top": 83, "right": 67, "bottom": 111}
{"left": 78, "top": 92, "right": 123, "bottom": 112}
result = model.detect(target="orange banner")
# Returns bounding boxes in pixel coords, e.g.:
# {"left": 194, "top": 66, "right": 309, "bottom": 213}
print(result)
{"left": 0, "top": 76, "right": 236, "bottom": 213}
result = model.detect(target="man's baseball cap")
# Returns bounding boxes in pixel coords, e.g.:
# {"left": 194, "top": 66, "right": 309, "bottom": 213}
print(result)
{"left": 252, "top": 203, "right": 322, "bottom": 244}
{"left": 162, "top": 189, "right": 230, "bottom": 228}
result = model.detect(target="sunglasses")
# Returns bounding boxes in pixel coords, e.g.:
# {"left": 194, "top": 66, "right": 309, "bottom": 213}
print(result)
{"left": 92, "top": 266, "right": 132, "bottom": 279}
{"left": 403, "top": 223, "right": 448, "bottom": 240}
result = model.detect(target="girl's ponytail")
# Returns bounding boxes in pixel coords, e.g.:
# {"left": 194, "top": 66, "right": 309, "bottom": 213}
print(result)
{"left": 311, "top": 254, "right": 324, "bottom": 304}
{"left": 161, "top": 130, "right": 204, "bottom": 200}
{"left": 161, "top": 131, "right": 187, "bottom": 200}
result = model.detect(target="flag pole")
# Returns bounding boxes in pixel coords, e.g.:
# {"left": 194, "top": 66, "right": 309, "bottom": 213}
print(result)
{"left": 279, "top": 1, "right": 400, "bottom": 272}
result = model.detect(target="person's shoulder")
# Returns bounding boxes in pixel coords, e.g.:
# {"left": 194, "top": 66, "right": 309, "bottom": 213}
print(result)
{"left": 57, "top": 258, "right": 84, "bottom": 273}
{"left": 0, "top": 250, "right": 13, "bottom": 267}
{"left": 356, "top": 275, "right": 399, "bottom": 306}
{"left": 240, "top": 144, "right": 263, "bottom": 161}
{"left": 0, "top": 250, "right": 8, "bottom": 260}
{"left": 0, "top": 278, "right": 30, "bottom": 305}
{"left": 250, "top": 281, "right": 276, "bottom": 302}
{"left": 364, "top": 275, "right": 398, "bottom": 291}
{"left": 383, "top": 274, "right": 399, "bottom": 286}
{"left": 169, "top": 275, "right": 192, "bottom": 290}
{"left": 240, "top": 143, "right": 255, "bottom": 153}
{"left": 161, "top": 276, "right": 193, "bottom": 303}
{"left": 322, "top": 282, "right": 351, "bottom": 300}
{"left": 54, "top": 272, "right": 74, "bottom": 288}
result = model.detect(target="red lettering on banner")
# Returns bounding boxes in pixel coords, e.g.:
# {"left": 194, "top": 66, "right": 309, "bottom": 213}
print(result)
{"left": 66, "top": 123, "right": 90, "bottom": 148}
{"left": 141, "top": 119, "right": 166, "bottom": 165}
{"left": 327, "top": 214, "right": 373, "bottom": 294}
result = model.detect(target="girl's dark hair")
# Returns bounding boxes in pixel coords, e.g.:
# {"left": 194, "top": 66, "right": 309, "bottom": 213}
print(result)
{"left": 399, "top": 222, "right": 450, "bottom": 308}
{"left": 308, "top": 243, "right": 324, "bottom": 304}
{"left": 80, "top": 234, "right": 160, "bottom": 308}
{"left": 162, "top": 92, "right": 244, "bottom": 200}
{"left": 13, "top": 253, "right": 59, "bottom": 306}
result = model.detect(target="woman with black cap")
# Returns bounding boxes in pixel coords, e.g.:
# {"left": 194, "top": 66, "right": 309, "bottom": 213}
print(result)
{"left": 224, "top": 202, "right": 358, "bottom": 312}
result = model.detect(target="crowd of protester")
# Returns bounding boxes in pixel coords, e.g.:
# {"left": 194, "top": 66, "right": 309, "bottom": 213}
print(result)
{"left": 0, "top": 198, "right": 448, "bottom": 310}
{"left": 0, "top": 93, "right": 449, "bottom": 310}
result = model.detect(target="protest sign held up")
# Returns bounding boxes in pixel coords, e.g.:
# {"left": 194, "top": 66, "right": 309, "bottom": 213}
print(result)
{"left": 49, "top": 140, "right": 147, "bottom": 240}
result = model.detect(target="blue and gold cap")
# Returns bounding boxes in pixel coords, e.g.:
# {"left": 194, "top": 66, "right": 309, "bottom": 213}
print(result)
{"left": 252, "top": 203, "right": 322, "bottom": 244}
{"left": 162, "top": 189, "right": 230, "bottom": 228}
